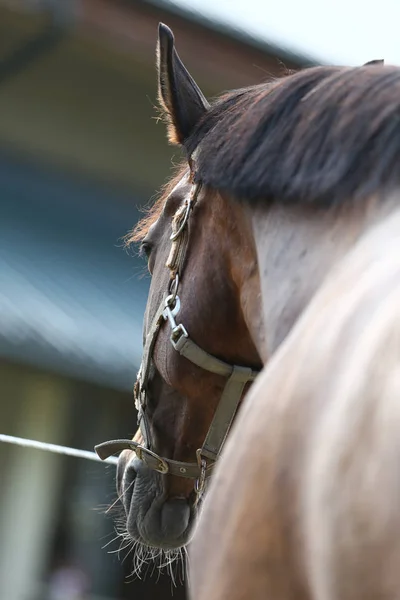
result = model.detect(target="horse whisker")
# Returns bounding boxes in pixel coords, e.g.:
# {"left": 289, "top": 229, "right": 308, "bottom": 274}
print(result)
{"left": 105, "top": 480, "right": 135, "bottom": 515}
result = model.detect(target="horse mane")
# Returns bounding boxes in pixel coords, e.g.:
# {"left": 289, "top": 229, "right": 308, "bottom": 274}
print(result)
{"left": 185, "top": 65, "right": 400, "bottom": 206}
{"left": 126, "top": 163, "right": 186, "bottom": 244}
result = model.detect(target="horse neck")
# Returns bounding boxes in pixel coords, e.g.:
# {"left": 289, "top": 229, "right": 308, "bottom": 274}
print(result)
{"left": 207, "top": 191, "right": 265, "bottom": 364}
{"left": 248, "top": 195, "right": 398, "bottom": 356}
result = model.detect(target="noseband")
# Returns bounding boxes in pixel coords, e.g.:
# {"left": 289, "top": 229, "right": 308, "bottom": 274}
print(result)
{"left": 95, "top": 181, "right": 260, "bottom": 499}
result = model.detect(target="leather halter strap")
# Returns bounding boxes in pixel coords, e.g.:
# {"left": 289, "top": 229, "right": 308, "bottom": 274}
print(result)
{"left": 95, "top": 181, "right": 260, "bottom": 491}
{"left": 95, "top": 296, "right": 258, "bottom": 475}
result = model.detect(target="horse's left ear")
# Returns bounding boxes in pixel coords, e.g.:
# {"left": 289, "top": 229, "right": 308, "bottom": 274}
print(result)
{"left": 157, "top": 23, "right": 209, "bottom": 146}
{"left": 364, "top": 59, "right": 384, "bottom": 66}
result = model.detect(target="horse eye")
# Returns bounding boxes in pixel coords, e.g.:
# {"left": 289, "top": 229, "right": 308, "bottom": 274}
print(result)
{"left": 139, "top": 241, "right": 153, "bottom": 260}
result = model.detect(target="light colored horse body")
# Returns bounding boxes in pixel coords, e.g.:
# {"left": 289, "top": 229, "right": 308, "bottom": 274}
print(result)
{"left": 190, "top": 203, "right": 400, "bottom": 600}
{"left": 95, "top": 22, "right": 400, "bottom": 590}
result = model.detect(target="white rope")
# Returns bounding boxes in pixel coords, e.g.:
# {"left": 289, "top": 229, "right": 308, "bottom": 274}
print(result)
{"left": 0, "top": 434, "right": 118, "bottom": 465}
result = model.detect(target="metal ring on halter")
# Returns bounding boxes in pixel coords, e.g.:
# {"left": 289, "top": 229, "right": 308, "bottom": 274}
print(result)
{"left": 194, "top": 458, "right": 207, "bottom": 498}
{"left": 164, "top": 294, "right": 181, "bottom": 316}
{"left": 168, "top": 273, "right": 179, "bottom": 303}
{"left": 170, "top": 201, "right": 192, "bottom": 241}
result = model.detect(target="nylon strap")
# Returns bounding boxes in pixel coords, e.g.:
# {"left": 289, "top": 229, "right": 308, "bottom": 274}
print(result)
{"left": 166, "top": 231, "right": 188, "bottom": 279}
{"left": 166, "top": 201, "right": 190, "bottom": 278}
{"left": 95, "top": 438, "right": 214, "bottom": 479}
{"left": 95, "top": 311, "right": 258, "bottom": 477}
{"left": 199, "top": 365, "right": 253, "bottom": 461}
{"left": 135, "top": 297, "right": 167, "bottom": 447}
{"left": 138, "top": 297, "right": 167, "bottom": 398}
{"left": 172, "top": 333, "right": 258, "bottom": 380}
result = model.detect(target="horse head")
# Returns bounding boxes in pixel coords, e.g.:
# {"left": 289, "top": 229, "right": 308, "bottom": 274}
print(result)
{"left": 96, "top": 24, "right": 263, "bottom": 551}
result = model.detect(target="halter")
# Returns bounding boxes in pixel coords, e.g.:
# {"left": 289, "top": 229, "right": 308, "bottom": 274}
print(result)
{"left": 95, "top": 181, "right": 260, "bottom": 499}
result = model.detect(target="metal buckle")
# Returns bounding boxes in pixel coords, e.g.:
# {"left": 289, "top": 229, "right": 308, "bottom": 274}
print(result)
{"left": 171, "top": 324, "right": 188, "bottom": 346}
{"left": 131, "top": 444, "right": 169, "bottom": 475}
{"left": 168, "top": 274, "right": 179, "bottom": 303}
{"left": 163, "top": 295, "right": 189, "bottom": 348}
{"left": 194, "top": 449, "right": 208, "bottom": 502}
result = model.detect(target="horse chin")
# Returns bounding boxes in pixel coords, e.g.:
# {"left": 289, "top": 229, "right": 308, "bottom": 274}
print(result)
{"left": 119, "top": 455, "right": 195, "bottom": 550}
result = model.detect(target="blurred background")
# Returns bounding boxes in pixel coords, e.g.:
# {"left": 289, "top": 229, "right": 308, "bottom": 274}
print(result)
{"left": 0, "top": 0, "right": 389, "bottom": 599}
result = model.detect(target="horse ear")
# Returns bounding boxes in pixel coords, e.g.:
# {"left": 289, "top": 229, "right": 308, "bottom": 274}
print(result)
{"left": 157, "top": 23, "right": 209, "bottom": 146}
{"left": 363, "top": 59, "right": 384, "bottom": 66}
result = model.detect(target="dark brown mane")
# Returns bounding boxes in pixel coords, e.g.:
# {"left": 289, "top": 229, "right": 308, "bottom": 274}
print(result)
{"left": 185, "top": 65, "right": 400, "bottom": 206}
{"left": 127, "top": 162, "right": 187, "bottom": 244}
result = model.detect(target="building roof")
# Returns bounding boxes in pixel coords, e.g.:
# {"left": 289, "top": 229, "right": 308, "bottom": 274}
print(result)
{"left": 0, "top": 1, "right": 317, "bottom": 195}
{"left": 0, "top": 1, "right": 317, "bottom": 391}
{"left": 140, "top": 0, "right": 319, "bottom": 67}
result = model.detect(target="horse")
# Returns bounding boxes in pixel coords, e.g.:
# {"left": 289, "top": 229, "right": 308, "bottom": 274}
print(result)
{"left": 94, "top": 23, "right": 391, "bottom": 566}
{"left": 189, "top": 203, "right": 400, "bottom": 600}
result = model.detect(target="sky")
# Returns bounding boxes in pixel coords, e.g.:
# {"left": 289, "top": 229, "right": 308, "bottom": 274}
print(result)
{"left": 167, "top": 0, "right": 400, "bottom": 66}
